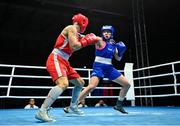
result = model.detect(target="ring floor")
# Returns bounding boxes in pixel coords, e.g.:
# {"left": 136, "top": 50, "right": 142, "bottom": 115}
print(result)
{"left": 0, "top": 106, "right": 180, "bottom": 126}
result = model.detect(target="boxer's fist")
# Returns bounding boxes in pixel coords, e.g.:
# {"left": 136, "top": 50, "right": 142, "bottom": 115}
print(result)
{"left": 79, "top": 33, "right": 99, "bottom": 47}
{"left": 115, "top": 41, "right": 126, "bottom": 57}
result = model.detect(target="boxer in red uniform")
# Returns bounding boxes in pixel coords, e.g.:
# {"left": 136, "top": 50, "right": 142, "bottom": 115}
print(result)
{"left": 35, "top": 13, "right": 101, "bottom": 122}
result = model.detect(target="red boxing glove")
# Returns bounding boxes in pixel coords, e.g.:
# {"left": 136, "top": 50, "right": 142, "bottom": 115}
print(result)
{"left": 79, "top": 33, "right": 99, "bottom": 47}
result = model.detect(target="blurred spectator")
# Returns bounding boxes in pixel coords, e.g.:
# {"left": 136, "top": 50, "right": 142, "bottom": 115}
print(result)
{"left": 95, "top": 100, "right": 108, "bottom": 107}
{"left": 24, "top": 98, "right": 39, "bottom": 109}
{"left": 78, "top": 100, "right": 88, "bottom": 107}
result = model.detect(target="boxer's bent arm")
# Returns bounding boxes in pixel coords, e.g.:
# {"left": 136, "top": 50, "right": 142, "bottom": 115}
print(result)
{"left": 68, "top": 26, "right": 82, "bottom": 51}
{"left": 114, "top": 48, "right": 122, "bottom": 61}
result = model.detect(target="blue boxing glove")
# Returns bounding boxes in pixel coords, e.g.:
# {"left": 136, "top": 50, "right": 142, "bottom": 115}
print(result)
{"left": 115, "top": 41, "right": 126, "bottom": 57}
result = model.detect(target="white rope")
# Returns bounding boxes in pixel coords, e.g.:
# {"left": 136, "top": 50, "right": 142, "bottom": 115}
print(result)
{"left": 134, "top": 72, "right": 180, "bottom": 80}
{"left": 1, "top": 94, "right": 179, "bottom": 99}
{"left": 0, "top": 62, "right": 180, "bottom": 100}
{"left": 134, "top": 83, "right": 180, "bottom": 89}
{"left": 0, "top": 74, "right": 51, "bottom": 78}
{"left": 0, "top": 74, "right": 114, "bottom": 81}
{"left": 133, "top": 72, "right": 180, "bottom": 80}
{"left": 0, "top": 96, "right": 120, "bottom": 99}
{"left": 0, "top": 74, "right": 89, "bottom": 80}
{"left": 0, "top": 85, "right": 121, "bottom": 89}
{"left": 0, "top": 64, "right": 92, "bottom": 71}
{"left": 0, "top": 64, "right": 46, "bottom": 69}
{"left": 133, "top": 61, "right": 180, "bottom": 71}
{"left": 135, "top": 94, "right": 180, "bottom": 98}
{"left": 0, "top": 81, "right": 176, "bottom": 90}
{"left": 75, "top": 68, "right": 92, "bottom": 71}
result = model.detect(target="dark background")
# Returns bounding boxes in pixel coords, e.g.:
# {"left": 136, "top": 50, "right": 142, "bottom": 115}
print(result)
{"left": 0, "top": 0, "right": 180, "bottom": 108}
{"left": 0, "top": 0, "right": 180, "bottom": 67}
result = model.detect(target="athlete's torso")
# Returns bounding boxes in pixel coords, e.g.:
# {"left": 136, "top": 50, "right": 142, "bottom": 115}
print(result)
{"left": 54, "top": 34, "right": 72, "bottom": 56}
{"left": 52, "top": 25, "right": 81, "bottom": 60}
{"left": 94, "top": 41, "right": 116, "bottom": 65}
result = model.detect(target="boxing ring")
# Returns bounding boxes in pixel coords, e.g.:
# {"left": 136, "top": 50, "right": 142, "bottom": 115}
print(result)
{"left": 0, "top": 61, "right": 180, "bottom": 125}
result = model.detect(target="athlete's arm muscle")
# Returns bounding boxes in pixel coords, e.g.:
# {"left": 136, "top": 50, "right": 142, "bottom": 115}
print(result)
{"left": 67, "top": 26, "right": 82, "bottom": 51}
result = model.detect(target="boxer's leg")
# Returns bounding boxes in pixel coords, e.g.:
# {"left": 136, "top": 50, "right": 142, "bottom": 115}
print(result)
{"left": 113, "top": 75, "right": 130, "bottom": 114}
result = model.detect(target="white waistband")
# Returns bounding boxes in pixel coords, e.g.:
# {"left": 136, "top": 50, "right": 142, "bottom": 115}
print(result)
{"left": 95, "top": 56, "right": 112, "bottom": 65}
{"left": 52, "top": 48, "right": 70, "bottom": 61}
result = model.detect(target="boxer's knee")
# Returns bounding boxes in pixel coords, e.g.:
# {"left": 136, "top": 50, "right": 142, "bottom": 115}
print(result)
{"left": 121, "top": 82, "right": 131, "bottom": 91}
{"left": 55, "top": 77, "right": 69, "bottom": 90}
{"left": 78, "top": 78, "right": 85, "bottom": 87}
{"left": 88, "top": 83, "right": 96, "bottom": 91}
{"left": 70, "top": 78, "right": 85, "bottom": 87}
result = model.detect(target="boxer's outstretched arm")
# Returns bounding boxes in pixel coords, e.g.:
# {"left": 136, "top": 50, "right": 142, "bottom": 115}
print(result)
{"left": 68, "top": 26, "right": 100, "bottom": 51}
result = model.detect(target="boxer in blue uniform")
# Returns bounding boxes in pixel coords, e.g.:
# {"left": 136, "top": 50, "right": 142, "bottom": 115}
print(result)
{"left": 64, "top": 25, "right": 130, "bottom": 114}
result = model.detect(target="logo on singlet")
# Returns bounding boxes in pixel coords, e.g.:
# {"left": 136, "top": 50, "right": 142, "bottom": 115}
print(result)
{"left": 108, "top": 48, "right": 113, "bottom": 51}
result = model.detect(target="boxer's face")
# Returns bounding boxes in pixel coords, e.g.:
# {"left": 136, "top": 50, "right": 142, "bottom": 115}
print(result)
{"left": 102, "top": 30, "right": 112, "bottom": 40}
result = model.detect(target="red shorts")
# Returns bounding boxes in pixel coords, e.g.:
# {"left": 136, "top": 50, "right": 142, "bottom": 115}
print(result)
{"left": 46, "top": 53, "right": 80, "bottom": 81}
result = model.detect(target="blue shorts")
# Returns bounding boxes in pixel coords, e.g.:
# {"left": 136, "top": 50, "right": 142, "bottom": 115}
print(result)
{"left": 91, "top": 62, "right": 121, "bottom": 80}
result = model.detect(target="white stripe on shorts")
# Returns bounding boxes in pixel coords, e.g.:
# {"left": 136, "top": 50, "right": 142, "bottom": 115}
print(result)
{"left": 54, "top": 54, "right": 62, "bottom": 77}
